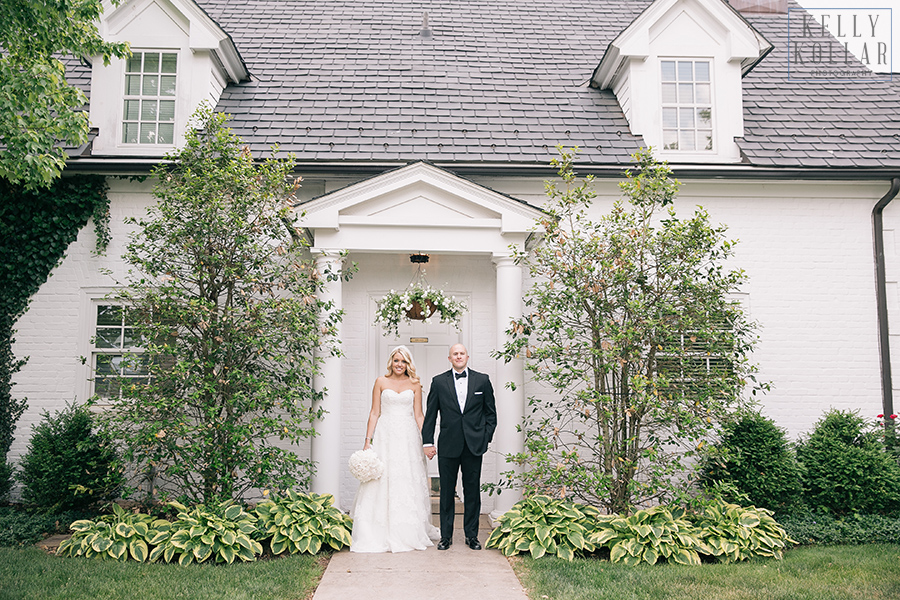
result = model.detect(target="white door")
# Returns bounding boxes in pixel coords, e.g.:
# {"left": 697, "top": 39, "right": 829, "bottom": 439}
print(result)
{"left": 378, "top": 305, "right": 467, "bottom": 483}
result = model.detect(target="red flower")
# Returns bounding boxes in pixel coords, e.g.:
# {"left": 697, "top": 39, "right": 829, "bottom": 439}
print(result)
{"left": 877, "top": 414, "right": 884, "bottom": 418}
{"left": 891, "top": 414, "right": 898, "bottom": 419}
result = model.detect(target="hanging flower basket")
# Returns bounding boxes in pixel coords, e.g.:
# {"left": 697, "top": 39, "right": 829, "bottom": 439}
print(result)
{"left": 375, "top": 283, "right": 466, "bottom": 337}
{"left": 406, "top": 298, "right": 436, "bottom": 320}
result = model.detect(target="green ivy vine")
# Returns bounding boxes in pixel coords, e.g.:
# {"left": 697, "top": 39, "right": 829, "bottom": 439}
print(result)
{"left": 0, "top": 174, "right": 111, "bottom": 500}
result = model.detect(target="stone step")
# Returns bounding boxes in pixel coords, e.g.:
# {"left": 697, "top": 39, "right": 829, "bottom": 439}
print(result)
{"left": 431, "top": 496, "right": 464, "bottom": 515}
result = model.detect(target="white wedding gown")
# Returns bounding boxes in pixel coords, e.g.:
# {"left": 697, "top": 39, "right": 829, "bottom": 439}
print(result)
{"left": 350, "top": 388, "right": 441, "bottom": 552}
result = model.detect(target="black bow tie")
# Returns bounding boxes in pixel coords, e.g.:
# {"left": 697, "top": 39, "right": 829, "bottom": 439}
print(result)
{"left": 454, "top": 371, "right": 467, "bottom": 380}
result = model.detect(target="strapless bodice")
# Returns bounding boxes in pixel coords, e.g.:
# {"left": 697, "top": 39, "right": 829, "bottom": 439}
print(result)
{"left": 380, "top": 388, "right": 414, "bottom": 413}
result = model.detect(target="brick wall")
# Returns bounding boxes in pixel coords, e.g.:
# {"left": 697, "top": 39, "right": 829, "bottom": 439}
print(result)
{"left": 8, "top": 173, "right": 895, "bottom": 503}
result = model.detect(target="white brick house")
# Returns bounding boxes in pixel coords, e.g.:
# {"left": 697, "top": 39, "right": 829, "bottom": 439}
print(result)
{"left": 9, "top": 0, "right": 900, "bottom": 514}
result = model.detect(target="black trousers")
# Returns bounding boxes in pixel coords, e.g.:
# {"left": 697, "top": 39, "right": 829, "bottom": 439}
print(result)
{"left": 437, "top": 441, "right": 482, "bottom": 540}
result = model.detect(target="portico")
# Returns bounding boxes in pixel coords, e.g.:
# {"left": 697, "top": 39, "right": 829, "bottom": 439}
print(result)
{"left": 298, "top": 162, "right": 543, "bottom": 514}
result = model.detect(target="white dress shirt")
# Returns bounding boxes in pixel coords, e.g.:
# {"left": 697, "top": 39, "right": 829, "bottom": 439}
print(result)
{"left": 454, "top": 368, "right": 468, "bottom": 412}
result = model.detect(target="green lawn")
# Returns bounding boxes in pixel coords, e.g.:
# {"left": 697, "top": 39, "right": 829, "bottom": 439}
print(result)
{"left": 0, "top": 547, "right": 326, "bottom": 600}
{"left": 515, "top": 544, "right": 900, "bottom": 600}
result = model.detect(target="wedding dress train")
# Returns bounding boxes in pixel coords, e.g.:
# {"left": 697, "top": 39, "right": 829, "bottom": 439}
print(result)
{"left": 350, "top": 388, "right": 441, "bottom": 552}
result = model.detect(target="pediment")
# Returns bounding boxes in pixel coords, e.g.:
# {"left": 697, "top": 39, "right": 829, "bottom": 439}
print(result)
{"left": 592, "top": 0, "right": 772, "bottom": 88}
{"left": 339, "top": 182, "right": 503, "bottom": 223}
{"left": 107, "top": 0, "right": 189, "bottom": 39}
{"left": 102, "top": 0, "right": 247, "bottom": 83}
{"left": 301, "top": 162, "right": 544, "bottom": 255}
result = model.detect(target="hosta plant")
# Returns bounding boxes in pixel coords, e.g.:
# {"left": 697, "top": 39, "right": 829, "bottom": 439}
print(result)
{"left": 589, "top": 505, "right": 702, "bottom": 566}
{"left": 57, "top": 503, "right": 168, "bottom": 561}
{"left": 485, "top": 494, "right": 600, "bottom": 560}
{"left": 254, "top": 490, "right": 352, "bottom": 555}
{"left": 693, "top": 500, "right": 796, "bottom": 562}
{"left": 148, "top": 500, "right": 262, "bottom": 565}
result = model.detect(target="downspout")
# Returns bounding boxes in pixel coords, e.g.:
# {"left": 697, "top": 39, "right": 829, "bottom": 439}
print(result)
{"left": 873, "top": 177, "right": 900, "bottom": 428}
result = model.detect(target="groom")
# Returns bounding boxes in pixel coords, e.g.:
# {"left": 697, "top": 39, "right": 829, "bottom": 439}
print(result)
{"left": 423, "top": 343, "right": 496, "bottom": 550}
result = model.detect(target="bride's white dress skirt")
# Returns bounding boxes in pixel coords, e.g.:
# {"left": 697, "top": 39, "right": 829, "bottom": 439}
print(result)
{"left": 350, "top": 388, "right": 441, "bottom": 552}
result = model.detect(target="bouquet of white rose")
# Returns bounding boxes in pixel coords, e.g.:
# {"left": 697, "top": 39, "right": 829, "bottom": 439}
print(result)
{"left": 348, "top": 448, "right": 385, "bottom": 483}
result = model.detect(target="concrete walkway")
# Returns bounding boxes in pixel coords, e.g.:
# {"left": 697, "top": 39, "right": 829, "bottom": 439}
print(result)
{"left": 312, "top": 516, "right": 529, "bottom": 600}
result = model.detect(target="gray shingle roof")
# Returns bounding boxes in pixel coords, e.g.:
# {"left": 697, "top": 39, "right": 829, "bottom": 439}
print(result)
{"left": 203, "top": 0, "right": 649, "bottom": 166}
{"left": 737, "top": 8, "right": 900, "bottom": 168}
{"left": 78, "top": 0, "right": 900, "bottom": 170}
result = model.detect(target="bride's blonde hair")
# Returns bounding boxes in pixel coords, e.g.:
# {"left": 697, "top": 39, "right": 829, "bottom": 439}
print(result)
{"left": 385, "top": 345, "right": 420, "bottom": 384}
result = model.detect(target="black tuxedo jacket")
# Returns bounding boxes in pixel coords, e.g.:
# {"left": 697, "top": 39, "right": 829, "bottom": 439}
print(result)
{"left": 422, "top": 368, "right": 497, "bottom": 458}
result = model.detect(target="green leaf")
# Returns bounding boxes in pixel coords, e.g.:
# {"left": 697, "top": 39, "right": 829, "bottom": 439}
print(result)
{"left": 109, "top": 540, "right": 127, "bottom": 560}
{"left": 194, "top": 544, "right": 213, "bottom": 563}
{"left": 557, "top": 543, "right": 575, "bottom": 561}
{"left": 529, "top": 540, "right": 547, "bottom": 559}
{"left": 610, "top": 543, "right": 628, "bottom": 563}
{"left": 566, "top": 530, "right": 585, "bottom": 549}
{"left": 271, "top": 538, "right": 288, "bottom": 555}
{"left": 224, "top": 505, "right": 243, "bottom": 521}
{"left": 92, "top": 537, "right": 113, "bottom": 553}
{"left": 591, "top": 528, "right": 618, "bottom": 546}
{"left": 115, "top": 523, "right": 135, "bottom": 538}
{"left": 129, "top": 539, "right": 149, "bottom": 562}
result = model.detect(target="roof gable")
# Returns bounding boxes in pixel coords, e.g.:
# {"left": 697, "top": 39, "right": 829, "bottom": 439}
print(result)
{"left": 301, "top": 162, "right": 544, "bottom": 254}
{"left": 593, "top": 0, "right": 772, "bottom": 89}
{"left": 102, "top": 0, "right": 247, "bottom": 83}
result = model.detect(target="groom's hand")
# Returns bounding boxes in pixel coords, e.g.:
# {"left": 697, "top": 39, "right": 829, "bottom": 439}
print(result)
{"left": 424, "top": 446, "right": 436, "bottom": 460}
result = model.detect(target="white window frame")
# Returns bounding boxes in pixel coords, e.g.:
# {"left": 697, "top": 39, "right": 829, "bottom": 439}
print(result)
{"left": 660, "top": 58, "right": 715, "bottom": 153}
{"left": 121, "top": 50, "right": 179, "bottom": 146}
{"left": 79, "top": 292, "right": 148, "bottom": 402}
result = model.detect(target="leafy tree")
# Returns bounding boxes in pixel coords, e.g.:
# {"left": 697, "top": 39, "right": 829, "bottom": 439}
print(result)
{"left": 493, "top": 148, "right": 762, "bottom": 514}
{"left": 1, "top": 0, "right": 126, "bottom": 498}
{"left": 0, "top": 0, "right": 130, "bottom": 189}
{"left": 93, "top": 106, "right": 349, "bottom": 503}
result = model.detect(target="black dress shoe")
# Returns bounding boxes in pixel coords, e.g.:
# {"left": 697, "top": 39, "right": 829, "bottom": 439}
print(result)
{"left": 437, "top": 538, "right": 452, "bottom": 550}
{"left": 465, "top": 537, "right": 482, "bottom": 550}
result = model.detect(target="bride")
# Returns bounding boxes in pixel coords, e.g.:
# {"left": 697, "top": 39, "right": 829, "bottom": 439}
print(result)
{"left": 350, "top": 345, "right": 441, "bottom": 552}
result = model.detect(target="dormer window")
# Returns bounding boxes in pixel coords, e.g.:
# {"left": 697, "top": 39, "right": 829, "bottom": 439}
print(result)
{"left": 661, "top": 60, "right": 713, "bottom": 152}
{"left": 122, "top": 51, "right": 177, "bottom": 145}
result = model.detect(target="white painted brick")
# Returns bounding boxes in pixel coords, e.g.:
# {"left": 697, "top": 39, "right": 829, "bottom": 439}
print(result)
{"left": 10, "top": 174, "right": 898, "bottom": 508}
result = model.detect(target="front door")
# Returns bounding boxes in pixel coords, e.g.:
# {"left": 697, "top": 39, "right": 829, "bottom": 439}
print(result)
{"left": 379, "top": 303, "right": 467, "bottom": 483}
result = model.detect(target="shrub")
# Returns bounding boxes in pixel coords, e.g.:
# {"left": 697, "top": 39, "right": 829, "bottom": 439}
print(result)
{"left": 796, "top": 409, "right": 900, "bottom": 515}
{"left": 779, "top": 511, "right": 900, "bottom": 546}
{"left": 699, "top": 410, "right": 803, "bottom": 514}
{"left": 0, "top": 506, "right": 92, "bottom": 547}
{"left": 254, "top": 490, "right": 352, "bottom": 555}
{"left": 485, "top": 495, "right": 600, "bottom": 560}
{"left": 57, "top": 503, "right": 167, "bottom": 561}
{"left": 148, "top": 500, "right": 262, "bottom": 565}
{"left": 693, "top": 500, "right": 795, "bottom": 562}
{"left": 17, "top": 403, "right": 123, "bottom": 512}
{"left": 588, "top": 505, "right": 702, "bottom": 566}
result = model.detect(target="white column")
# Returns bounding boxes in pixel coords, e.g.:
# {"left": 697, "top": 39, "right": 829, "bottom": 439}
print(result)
{"left": 491, "top": 254, "right": 525, "bottom": 518}
{"left": 311, "top": 250, "right": 343, "bottom": 507}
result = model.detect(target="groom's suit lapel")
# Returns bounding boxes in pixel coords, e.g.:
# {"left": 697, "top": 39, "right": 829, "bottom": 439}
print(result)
{"left": 444, "top": 371, "right": 462, "bottom": 414}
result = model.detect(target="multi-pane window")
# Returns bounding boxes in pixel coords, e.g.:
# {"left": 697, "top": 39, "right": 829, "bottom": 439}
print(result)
{"left": 654, "top": 306, "right": 740, "bottom": 399}
{"left": 122, "top": 52, "right": 177, "bottom": 145}
{"left": 92, "top": 305, "right": 148, "bottom": 398}
{"left": 661, "top": 60, "right": 713, "bottom": 152}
